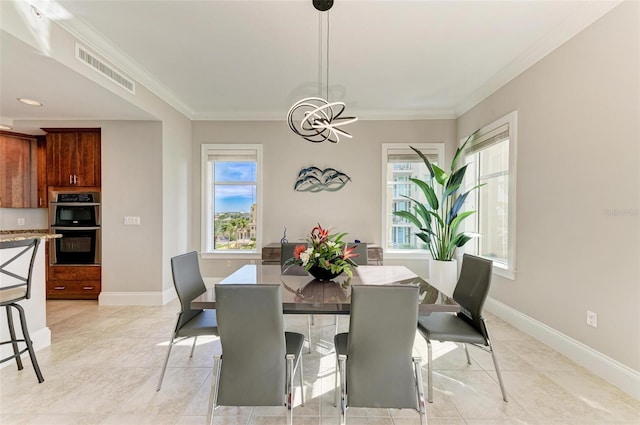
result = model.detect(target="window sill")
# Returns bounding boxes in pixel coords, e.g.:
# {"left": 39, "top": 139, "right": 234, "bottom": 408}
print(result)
{"left": 384, "top": 250, "right": 430, "bottom": 261}
{"left": 493, "top": 264, "right": 516, "bottom": 280}
{"left": 200, "top": 252, "right": 262, "bottom": 260}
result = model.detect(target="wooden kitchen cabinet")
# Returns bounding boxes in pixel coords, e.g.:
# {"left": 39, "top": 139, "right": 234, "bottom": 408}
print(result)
{"left": 45, "top": 128, "right": 101, "bottom": 187}
{"left": 36, "top": 136, "right": 47, "bottom": 208}
{"left": 47, "top": 265, "right": 101, "bottom": 299}
{"left": 0, "top": 131, "right": 37, "bottom": 208}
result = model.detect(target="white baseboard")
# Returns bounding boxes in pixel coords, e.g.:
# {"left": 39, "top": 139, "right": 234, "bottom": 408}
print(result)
{"left": 485, "top": 297, "right": 640, "bottom": 400}
{"left": 99, "top": 291, "right": 167, "bottom": 306}
{"left": 98, "top": 280, "right": 220, "bottom": 306}
{"left": 0, "top": 326, "right": 51, "bottom": 370}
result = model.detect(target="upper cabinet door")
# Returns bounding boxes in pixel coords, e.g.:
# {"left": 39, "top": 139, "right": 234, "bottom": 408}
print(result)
{"left": 47, "top": 132, "right": 77, "bottom": 187}
{"left": 46, "top": 129, "right": 101, "bottom": 187}
{"left": 0, "top": 133, "right": 35, "bottom": 208}
{"left": 74, "top": 131, "right": 101, "bottom": 187}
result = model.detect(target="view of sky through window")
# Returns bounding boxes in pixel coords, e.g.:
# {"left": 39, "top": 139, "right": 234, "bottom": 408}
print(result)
{"left": 214, "top": 161, "right": 256, "bottom": 213}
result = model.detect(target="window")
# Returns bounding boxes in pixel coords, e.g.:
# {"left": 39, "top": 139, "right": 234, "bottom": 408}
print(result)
{"left": 381, "top": 143, "right": 444, "bottom": 257}
{"left": 201, "top": 144, "right": 262, "bottom": 256}
{"left": 464, "top": 111, "right": 517, "bottom": 278}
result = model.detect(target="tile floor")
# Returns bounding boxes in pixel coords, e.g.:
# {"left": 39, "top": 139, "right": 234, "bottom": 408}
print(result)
{"left": 1, "top": 299, "right": 639, "bottom": 425}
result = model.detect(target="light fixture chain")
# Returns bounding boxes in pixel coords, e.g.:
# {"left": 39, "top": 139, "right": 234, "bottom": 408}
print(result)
{"left": 326, "top": 11, "right": 330, "bottom": 101}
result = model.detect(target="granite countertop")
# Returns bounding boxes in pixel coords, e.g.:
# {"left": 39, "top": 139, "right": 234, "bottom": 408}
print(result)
{"left": 0, "top": 229, "right": 61, "bottom": 242}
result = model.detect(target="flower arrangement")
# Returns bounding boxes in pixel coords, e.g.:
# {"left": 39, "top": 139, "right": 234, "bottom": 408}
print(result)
{"left": 285, "top": 224, "right": 359, "bottom": 277}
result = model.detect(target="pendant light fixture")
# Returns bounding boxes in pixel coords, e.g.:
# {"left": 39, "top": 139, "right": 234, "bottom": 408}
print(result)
{"left": 287, "top": 0, "right": 357, "bottom": 143}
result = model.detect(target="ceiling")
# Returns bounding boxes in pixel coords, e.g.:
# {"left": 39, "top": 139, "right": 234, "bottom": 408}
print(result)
{"left": 0, "top": 0, "right": 621, "bottom": 133}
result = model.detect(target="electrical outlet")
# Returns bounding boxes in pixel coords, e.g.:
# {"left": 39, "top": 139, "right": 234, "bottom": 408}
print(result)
{"left": 17, "top": 218, "right": 25, "bottom": 226}
{"left": 586, "top": 310, "right": 598, "bottom": 328}
{"left": 226, "top": 260, "right": 232, "bottom": 267}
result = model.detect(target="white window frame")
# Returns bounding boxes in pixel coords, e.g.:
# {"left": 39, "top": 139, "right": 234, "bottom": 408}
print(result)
{"left": 200, "top": 144, "right": 263, "bottom": 259}
{"left": 381, "top": 143, "right": 445, "bottom": 260}
{"left": 463, "top": 111, "right": 517, "bottom": 279}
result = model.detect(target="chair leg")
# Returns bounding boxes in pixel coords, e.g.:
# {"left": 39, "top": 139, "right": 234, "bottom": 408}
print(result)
{"left": 426, "top": 339, "right": 433, "bottom": 403}
{"left": 306, "top": 315, "right": 312, "bottom": 353}
{"left": 299, "top": 355, "right": 305, "bottom": 406}
{"left": 334, "top": 357, "right": 338, "bottom": 407}
{"left": 156, "top": 332, "right": 177, "bottom": 391}
{"left": 286, "top": 354, "right": 294, "bottom": 425}
{"left": 189, "top": 336, "right": 198, "bottom": 358}
{"left": 412, "top": 357, "right": 427, "bottom": 425}
{"left": 5, "top": 305, "right": 23, "bottom": 370}
{"left": 488, "top": 340, "right": 508, "bottom": 402}
{"left": 338, "top": 354, "right": 347, "bottom": 425}
{"left": 464, "top": 343, "right": 471, "bottom": 365}
{"left": 207, "top": 355, "right": 221, "bottom": 425}
{"left": 14, "top": 303, "right": 44, "bottom": 383}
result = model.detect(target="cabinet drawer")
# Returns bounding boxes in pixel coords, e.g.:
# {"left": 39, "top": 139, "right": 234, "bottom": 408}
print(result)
{"left": 49, "top": 265, "right": 101, "bottom": 281}
{"left": 47, "top": 280, "right": 100, "bottom": 299}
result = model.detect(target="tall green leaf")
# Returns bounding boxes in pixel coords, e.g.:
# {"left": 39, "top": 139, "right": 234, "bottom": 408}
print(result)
{"left": 431, "top": 164, "right": 448, "bottom": 186}
{"left": 413, "top": 203, "right": 432, "bottom": 231}
{"left": 449, "top": 211, "right": 475, "bottom": 234}
{"left": 410, "top": 146, "right": 435, "bottom": 179}
{"left": 409, "top": 178, "right": 438, "bottom": 210}
{"left": 393, "top": 211, "right": 422, "bottom": 229}
{"left": 446, "top": 165, "right": 468, "bottom": 193}
{"left": 451, "top": 129, "right": 480, "bottom": 171}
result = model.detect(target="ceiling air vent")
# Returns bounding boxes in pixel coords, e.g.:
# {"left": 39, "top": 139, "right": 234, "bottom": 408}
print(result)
{"left": 75, "top": 44, "right": 135, "bottom": 94}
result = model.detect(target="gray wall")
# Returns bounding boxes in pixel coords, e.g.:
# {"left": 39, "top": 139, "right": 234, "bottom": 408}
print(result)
{"left": 192, "top": 119, "right": 456, "bottom": 278}
{"left": 457, "top": 1, "right": 639, "bottom": 371}
{"left": 101, "top": 121, "right": 163, "bottom": 293}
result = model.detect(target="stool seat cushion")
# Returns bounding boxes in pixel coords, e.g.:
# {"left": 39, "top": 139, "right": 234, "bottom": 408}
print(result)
{"left": 0, "top": 287, "right": 27, "bottom": 304}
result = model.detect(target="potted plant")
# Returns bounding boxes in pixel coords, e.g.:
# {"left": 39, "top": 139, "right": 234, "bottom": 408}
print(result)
{"left": 284, "top": 224, "right": 359, "bottom": 280}
{"left": 393, "top": 131, "right": 483, "bottom": 295}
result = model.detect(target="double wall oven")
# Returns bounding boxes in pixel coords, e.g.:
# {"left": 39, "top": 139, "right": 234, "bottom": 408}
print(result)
{"left": 49, "top": 191, "right": 101, "bottom": 265}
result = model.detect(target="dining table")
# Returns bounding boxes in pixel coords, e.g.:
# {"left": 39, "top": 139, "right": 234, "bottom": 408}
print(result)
{"left": 191, "top": 264, "right": 460, "bottom": 315}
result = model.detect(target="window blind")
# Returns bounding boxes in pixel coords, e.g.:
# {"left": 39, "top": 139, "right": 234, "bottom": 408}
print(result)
{"left": 466, "top": 123, "right": 509, "bottom": 155}
{"left": 387, "top": 148, "right": 439, "bottom": 163}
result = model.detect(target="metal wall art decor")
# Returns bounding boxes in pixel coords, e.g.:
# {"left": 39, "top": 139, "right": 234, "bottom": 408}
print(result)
{"left": 294, "top": 166, "right": 351, "bottom": 192}
{"left": 287, "top": 0, "right": 358, "bottom": 144}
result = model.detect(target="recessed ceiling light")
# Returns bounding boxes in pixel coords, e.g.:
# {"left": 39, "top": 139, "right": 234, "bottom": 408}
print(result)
{"left": 18, "top": 97, "right": 43, "bottom": 106}
{"left": 0, "top": 124, "right": 12, "bottom": 131}
{"left": 31, "top": 5, "right": 43, "bottom": 19}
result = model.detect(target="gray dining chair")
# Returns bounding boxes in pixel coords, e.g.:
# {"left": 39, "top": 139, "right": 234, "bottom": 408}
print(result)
{"left": 417, "top": 253, "right": 508, "bottom": 403}
{"left": 208, "top": 284, "right": 305, "bottom": 425}
{"left": 281, "top": 242, "right": 313, "bottom": 353}
{"left": 0, "top": 238, "right": 44, "bottom": 383}
{"left": 157, "top": 251, "right": 218, "bottom": 391}
{"left": 346, "top": 243, "right": 368, "bottom": 265}
{"left": 334, "top": 285, "right": 427, "bottom": 425}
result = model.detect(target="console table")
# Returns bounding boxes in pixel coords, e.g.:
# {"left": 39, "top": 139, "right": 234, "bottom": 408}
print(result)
{"left": 261, "top": 242, "right": 383, "bottom": 265}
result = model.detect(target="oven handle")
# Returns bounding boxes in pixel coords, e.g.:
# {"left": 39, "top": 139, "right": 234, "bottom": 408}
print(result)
{"left": 51, "top": 226, "right": 101, "bottom": 231}
{"left": 50, "top": 202, "right": 100, "bottom": 206}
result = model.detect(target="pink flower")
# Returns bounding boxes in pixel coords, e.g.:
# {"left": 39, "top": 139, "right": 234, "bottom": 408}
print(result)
{"left": 293, "top": 244, "right": 307, "bottom": 259}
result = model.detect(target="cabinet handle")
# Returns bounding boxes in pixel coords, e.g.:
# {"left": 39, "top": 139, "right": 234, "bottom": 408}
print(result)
{"left": 69, "top": 175, "right": 73, "bottom": 184}
{"left": 74, "top": 175, "right": 78, "bottom": 184}
{"left": 82, "top": 286, "right": 94, "bottom": 290}
{"left": 39, "top": 197, "right": 43, "bottom": 207}
{"left": 54, "top": 286, "right": 66, "bottom": 290}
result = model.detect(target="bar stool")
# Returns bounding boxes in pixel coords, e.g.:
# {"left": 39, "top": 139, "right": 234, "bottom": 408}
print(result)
{"left": 0, "top": 238, "right": 44, "bottom": 383}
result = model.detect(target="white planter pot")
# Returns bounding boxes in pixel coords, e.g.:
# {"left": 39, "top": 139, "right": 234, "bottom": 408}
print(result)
{"left": 428, "top": 259, "right": 458, "bottom": 298}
